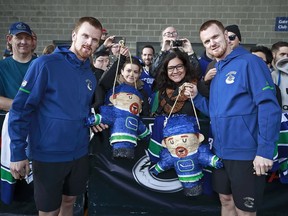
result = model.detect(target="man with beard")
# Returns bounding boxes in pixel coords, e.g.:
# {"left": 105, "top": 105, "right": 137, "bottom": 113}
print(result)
{"left": 190, "top": 20, "right": 281, "bottom": 216}
{"left": 199, "top": 24, "right": 242, "bottom": 98}
{"left": 140, "top": 44, "right": 155, "bottom": 104}
{"left": 8, "top": 17, "right": 104, "bottom": 216}
{"left": 271, "top": 41, "right": 288, "bottom": 112}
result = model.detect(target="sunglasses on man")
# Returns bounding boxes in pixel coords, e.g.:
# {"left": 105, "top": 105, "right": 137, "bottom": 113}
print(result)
{"left": 228, "top": 34, "right": 237, "bottom": 41}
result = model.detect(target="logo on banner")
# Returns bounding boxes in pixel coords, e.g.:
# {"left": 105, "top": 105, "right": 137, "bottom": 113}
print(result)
{"left": 132, "top": 152, "right": 182, "bottom": 193}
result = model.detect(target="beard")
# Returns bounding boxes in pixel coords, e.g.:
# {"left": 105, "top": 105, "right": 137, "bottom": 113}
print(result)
{"left": 71, "top": 43, "right": 93, "bottom": 61}
{"left": 210, "top": 43, "right": 228, "bottom": 60}
{"left": 144, "top": 60, "right": 152, "bottom": 66}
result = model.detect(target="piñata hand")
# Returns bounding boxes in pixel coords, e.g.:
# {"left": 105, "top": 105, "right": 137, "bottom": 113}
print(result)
{"left": 214, "top": 156, "right": 223, "bottom": 169}
{"left": 85, "top": 114, "right": 102, "bottom": 127}
{"left": 149, "top": 166, "right": 159, "bottom": 176}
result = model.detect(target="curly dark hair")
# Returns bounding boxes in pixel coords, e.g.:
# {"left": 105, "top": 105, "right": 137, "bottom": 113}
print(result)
{"left": 155, "top": 49, "right": 197, "bottom": 92}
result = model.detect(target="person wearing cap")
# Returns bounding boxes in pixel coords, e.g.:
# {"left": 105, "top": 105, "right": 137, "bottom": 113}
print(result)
{"left": 92, "top": 49, "right": 110, "bottom": 74}
{"left": 0, "top": 21, "right": 36, "bottom": 205}
{"left": 8, "top": 17, "right": 106, "bottom": 215}
{"left": 0, "top": 22, "right": 36, "bottom": 113}
{"left": 90, "top": 50, "right": 110, "bottom": 114}
{"left": 191, "top": 19, "right": 281, "bottom": 216}
{"left": 225, "top": 24, "right": 242, "bottom": 50}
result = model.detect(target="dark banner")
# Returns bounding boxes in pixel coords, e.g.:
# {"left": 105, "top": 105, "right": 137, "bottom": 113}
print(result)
{"left": 88, "top": 118, "right": 288, "bottom": 216}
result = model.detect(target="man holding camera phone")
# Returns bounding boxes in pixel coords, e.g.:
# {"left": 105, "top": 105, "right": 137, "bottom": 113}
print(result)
{"left": 150, "top": 26, "right": 201, "bottom": 79}
{"left": 94, "top": 35, "right": 126, "bottom": 68}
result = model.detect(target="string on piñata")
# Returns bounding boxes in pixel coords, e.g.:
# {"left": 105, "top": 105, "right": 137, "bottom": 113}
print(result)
{"left": 164, "top": 83, "right": 200, "bottom": 130}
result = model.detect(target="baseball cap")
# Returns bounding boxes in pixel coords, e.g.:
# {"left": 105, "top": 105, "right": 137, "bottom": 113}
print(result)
{"left": 225, "top": 24, "right": 241, "bottom": 41}
{"left": 93, "top": 50, "right": 110, "bottom": 60}
{"left": 163, "top": 115, "right": 200, "bottom": 138}
{"left": 9, "top": 22, "right": 32, "bottom": 36}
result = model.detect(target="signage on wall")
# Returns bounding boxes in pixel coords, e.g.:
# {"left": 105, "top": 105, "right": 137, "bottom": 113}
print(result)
{"left": 275, "top": 17, "right": 288, "bottom": 31}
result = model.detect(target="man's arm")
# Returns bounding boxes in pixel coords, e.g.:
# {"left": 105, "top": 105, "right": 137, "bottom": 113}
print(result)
{"left": 188, "top": 53, "right": 202, "bottom": 80}
{"left": 0, "top": 96, "right": 13, "bottom": 112}
{"left": 150, "top": 51, "right": 168, "bottom": 78}
{"left": 191, "top": 83, "right": 210, "bottom": 117}
{"left": 248, "top": 59, "right": 282, "bottom": 160}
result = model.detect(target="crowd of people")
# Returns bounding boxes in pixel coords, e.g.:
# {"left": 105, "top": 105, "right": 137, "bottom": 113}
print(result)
{"left": 0, "top": 17, "right": 288, "bottom": 216}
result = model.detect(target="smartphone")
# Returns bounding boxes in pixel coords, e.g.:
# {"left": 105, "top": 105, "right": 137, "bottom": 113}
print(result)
{"left": 113, "top": 36, "right": 125, "bottom": 45}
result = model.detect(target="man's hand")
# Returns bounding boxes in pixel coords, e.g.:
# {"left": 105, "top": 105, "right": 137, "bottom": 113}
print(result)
{"left": 10, "top": 159, "right": 30, "bottom": 180}
{"left": 161, "top": 39, "right": 172, "bottom": 51}
{"left": 253, "top": 155, "right": 273, "bottom": 176}
{"left": 204, "top": 68, "right": 217, "bottom": 82}
{"left": 91, "top": 123, "right": 109, "bottom": 133}
{"left": 181, "top": 38, "right": 194, "bottom": 55}
{"left": 119, "top": 46, "right": 130, "bottom": 57}
{"left": 103, "top": 36, "right": 115, "bottom": 48}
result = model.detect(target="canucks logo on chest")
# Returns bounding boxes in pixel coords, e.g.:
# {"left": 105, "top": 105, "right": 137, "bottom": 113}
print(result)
{"left": 225, "top": 71, "right": 237, "bottom": 84}
{"left": 176, "top": 159, "right": 194, "bottom": 172}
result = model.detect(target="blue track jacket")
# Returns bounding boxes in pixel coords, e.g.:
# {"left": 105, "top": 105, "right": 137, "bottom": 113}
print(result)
{"left": 9, "top": 46, "right": 96, "bottom": 162}
{"left": 194, "top": 46, "right": 281, "bottom": 160}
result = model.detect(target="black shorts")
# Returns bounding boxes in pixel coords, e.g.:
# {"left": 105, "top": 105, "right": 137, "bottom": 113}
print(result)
{"left": 212, "top": 160, "right": 266, "bottom": 212}
{"left": 32, "top": 155, "right": 89, "bottom": 212}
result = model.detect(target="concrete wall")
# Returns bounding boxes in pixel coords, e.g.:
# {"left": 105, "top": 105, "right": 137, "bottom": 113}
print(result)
{"left": 0, "top": 0, "right": 287, "bottom": 56}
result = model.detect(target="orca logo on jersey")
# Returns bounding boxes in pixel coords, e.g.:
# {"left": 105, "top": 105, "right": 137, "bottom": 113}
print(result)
{"left": 86, "top": 79, "right": 92, "bottom": 91}
{"left": 225, "top": 71, "right": 237, "bottom": 84}
{"left": 21, "top": 80, "right": 28, "bottom": 87}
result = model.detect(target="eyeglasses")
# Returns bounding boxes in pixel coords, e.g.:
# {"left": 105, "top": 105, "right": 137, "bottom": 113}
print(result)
{"left": 228, "top": 34, "right": 237, "bottom": 41}
{"left": 167, "top": 64, "right": 184, "bottom": 73}
{"left": 163, "top": 31, "right": 178, "bottom": 37}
